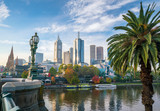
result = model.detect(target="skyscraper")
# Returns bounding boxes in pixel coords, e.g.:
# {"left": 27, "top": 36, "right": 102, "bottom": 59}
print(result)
{"left": 35, "top": 52, "right": 43, "bottom": 64}
{"left": 6, "top": 46, "right": 14, "bottom": 72}
{"left": 63, "top": 51, "right": 70, "bottom": 65}
{"left": 73, "top": 32, "right": 84, "bottom": 65}
{"left": 96, "top": 46, "right": 103, "bottom": 60}
{"left": 69, "top": 47, "right": 73, "bottom": 64}
{"left": 90, "top": 45, "right": 96, "bottom": 65}
{"left": 54, "top": 35, "right": 62, "bottom": 63}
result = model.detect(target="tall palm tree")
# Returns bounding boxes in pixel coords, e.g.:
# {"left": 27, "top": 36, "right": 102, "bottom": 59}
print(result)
{"left": 106, "top": 2, "right": 160, "bottom": 111}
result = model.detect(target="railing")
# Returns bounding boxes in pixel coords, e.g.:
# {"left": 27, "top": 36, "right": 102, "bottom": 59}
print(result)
{"left": 1, "top": 93, "right": 20, "bottom": 111}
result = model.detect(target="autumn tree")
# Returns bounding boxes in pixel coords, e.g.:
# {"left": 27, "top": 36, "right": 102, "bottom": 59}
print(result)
{"left": 64, "top": 67, "right": 80, "bottom": 84}
{"left": 92, "top": 75, "right": 100, "bottom": 84}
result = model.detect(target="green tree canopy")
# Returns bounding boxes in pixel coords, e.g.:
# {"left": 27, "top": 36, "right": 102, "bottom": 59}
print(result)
{"left": 106, "top": 2, "right": 160, "bottom": 111}
{"left": 49, "top": 67, "right": 57, "bottom": 76}
{"left": 73, "top": 64, "right": 81, "bottom": 72}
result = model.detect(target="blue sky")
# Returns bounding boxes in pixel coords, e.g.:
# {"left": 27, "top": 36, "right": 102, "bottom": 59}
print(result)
{"left": 0, "top": 0, "right": 160, "bottom": 65}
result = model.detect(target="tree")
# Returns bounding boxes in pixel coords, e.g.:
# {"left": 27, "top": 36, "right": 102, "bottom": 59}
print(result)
{"left": 51, "top": 76, "right": 55, "bottom": 84}
{"left": 106, "top": 2, "right": 160, "bottom": 111}
{"left": 64, "top": 67, "right": 80, "bottom": 84}
{"left": 89, "top": 65, "right": 100, "bottom": 76}
{"left": 58, "top": 64, "right": 64, "bottom": 73}
{"left": 49, "top": 67, "right": 57, "bottom": 76}
{"left": 67, "top": 64, "right": 73, "bottom": 69}
{"left": 73, "top": 64, "right": 80, "bottom": 72}
{"left": 106, "top": 77, "right": 112, "bottom": 84}
{"left": 21, "top": 70, "right": 28, "bottom": 78}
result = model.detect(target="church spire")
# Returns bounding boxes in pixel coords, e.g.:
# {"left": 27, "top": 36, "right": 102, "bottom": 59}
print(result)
{"left": 15, "top": 56, "right": 18, "bottom": 65}
{"left": 6, "top": 46, "right": 14, "bottom": 73}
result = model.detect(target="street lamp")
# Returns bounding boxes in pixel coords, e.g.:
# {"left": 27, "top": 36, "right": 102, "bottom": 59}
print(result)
{"left": 28, "top": 32, "right": 39, "bottom": 79}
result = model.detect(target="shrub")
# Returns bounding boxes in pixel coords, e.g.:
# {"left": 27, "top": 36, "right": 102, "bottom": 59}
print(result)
{"left": 51, "top": 76, "right": 55, "bottom": 84}
{"left": 106, "top": 77, "right": 112, "bottom": 84}
{"left": 92, "top": 75, "right": 100, "bottom": 84}
{"left": 99, "top": 77, "right": 104, "bottom": 83}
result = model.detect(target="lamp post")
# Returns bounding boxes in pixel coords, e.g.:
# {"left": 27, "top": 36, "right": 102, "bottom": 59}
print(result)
{"left": 28, "top": 32, "right": 39, "bottom": 79}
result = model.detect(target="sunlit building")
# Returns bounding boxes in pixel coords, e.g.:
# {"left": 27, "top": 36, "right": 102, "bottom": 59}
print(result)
{"left": 69, "top": 47, "right": 73, "bottom": 64}
{"left": 54, "top": 35, "right": 62, "bottom": 64}
{"left": 96, "top": 46, "right": 103, "bottom": 60}
{"left": 63, "top": 51, "right": 70, "bottom": 65}
{"left": 90, "top": 45, "right": 96, "bottom": 65}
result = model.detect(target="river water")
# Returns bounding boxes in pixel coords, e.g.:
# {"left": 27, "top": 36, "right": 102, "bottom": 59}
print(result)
{"left": 43, "top": 85, "right": 160, "bottom": 111}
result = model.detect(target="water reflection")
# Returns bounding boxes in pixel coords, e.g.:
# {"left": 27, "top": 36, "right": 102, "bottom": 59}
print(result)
{"left": 44, "top": 85, "right": 160, "bottom": 111}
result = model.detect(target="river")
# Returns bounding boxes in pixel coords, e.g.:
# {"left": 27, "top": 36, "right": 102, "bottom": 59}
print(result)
{"left": 43, "top": 85, "right": 160, "bottom": 111}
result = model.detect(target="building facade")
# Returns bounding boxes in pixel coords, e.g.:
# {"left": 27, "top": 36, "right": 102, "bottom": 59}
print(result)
{"left": 73, "top": 32, "right": 84, "bottom": 65}
{"left": 14, "top": 58, "right": 27, "bottom": 66}
{"left": 69, "top": 47, "right": 73, "bottom": 64}
{"left": 63, "top": 51, "right": 70, "bottom": 65}
{"left": 96, "top": 46, "right": 103, "bottom": 60}
{"left": 35, "top": 52, "right": 43, "bottom": 64}
{"left": 54, "top": 36, "right": 62, "bottom": 64}
{"left": 90, "top": 45, "right": 96, "bottom": 65}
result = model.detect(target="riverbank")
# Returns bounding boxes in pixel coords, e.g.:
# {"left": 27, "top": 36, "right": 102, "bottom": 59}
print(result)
{"left": 44, "top": 82, "right": 160, "bottom": 89}
{"left": 113, "top": 82, "right": 160, "bottom": 86}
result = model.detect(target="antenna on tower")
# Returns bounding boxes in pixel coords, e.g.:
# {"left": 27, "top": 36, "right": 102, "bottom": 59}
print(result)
{"left": 57, "top": 34, "right": 60, "bottom": 40}
{"left": 78, "top": 32, "right": 80, "bottom": 38}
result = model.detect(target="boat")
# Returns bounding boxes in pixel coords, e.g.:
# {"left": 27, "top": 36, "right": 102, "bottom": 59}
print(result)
{"left": 95, "top": 84, "right": 117, "bottom": 89}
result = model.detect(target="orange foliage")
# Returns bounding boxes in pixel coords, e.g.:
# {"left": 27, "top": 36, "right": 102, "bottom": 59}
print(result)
{"left": 51, "top": 76, "right": 55, "bottom": 83}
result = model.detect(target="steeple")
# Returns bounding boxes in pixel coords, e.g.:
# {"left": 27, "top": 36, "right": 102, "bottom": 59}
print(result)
{"left": 10, "top": 46, "right": 14, "bottom": 59}
{"left": 15, "top": 56, "right": 18, "bottom": 65}
{"left": 6, "top": 46, "right": 14, "bottom": 72}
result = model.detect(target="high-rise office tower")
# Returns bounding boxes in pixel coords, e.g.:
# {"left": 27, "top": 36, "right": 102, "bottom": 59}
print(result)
{"left": 96, "top": 46, "right": 103, "bottom": 60}
{"left": 90, "top": 45, "right": 96, "bottom": 65}
{"left": 63, "top": 51, "right": 70, "bottom": 65}
{"left": 54, "top": 35, "right": 62, "bottom": 63}
{"left": 73, "top": 32, "right": 84, "bottom": 65}
{"left": 69, "top": 47, "right": 73, "bottom": 64}
{"left": 35, "top": 52, "right": 43, "bottom": 64}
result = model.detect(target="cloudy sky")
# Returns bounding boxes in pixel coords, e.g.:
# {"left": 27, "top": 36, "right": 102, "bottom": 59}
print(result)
{"left": 0, "top": 0, "right": 159, "bottom": 65}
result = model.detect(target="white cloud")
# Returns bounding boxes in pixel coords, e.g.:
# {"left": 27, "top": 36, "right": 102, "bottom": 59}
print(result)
{"left": 34, "top": 27, "right": 50, "bottom": 33}
{"left": 74, "top": 14, "right": 123, "bottom": 32}
{"left": 0, "top": 1, "right": 10, "bottom": 27}
{"left": 130, "top": 7, "right": 139, "bottom": 13}
{"left": 34, "top": 23, "right": 67, "bottom": 33}
{"left": 51, "top": 24, "right": 67, "bottom": 33}
{"left": 66, "top": 0, "right": 137, "bottom": 33}
{"left": 0, "top": 23, "right": 10, "bottom": 28}
{"left": 0, "top": 40, "right": 28, "bottom": 45}
{"left": 37, "top": 40, "right": 54, "bottom": 61}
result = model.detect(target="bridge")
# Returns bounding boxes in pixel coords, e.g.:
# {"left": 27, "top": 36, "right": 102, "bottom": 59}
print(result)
{"left": 0, "top": 78, "right": 48, "bottom": 111}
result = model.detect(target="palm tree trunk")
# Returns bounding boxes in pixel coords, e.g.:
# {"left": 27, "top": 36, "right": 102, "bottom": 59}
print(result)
{"left": 140, "top": 59, "right": 154, "bottom": 111}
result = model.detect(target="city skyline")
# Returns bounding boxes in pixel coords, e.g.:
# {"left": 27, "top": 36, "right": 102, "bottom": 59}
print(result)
{"left": 0, "top": 0, "right": 158, "bottom": 65}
